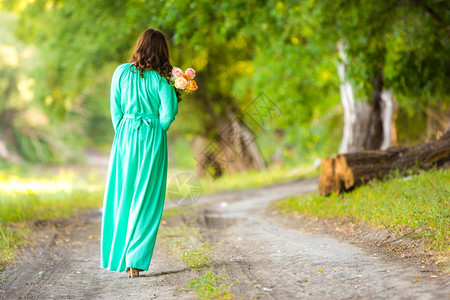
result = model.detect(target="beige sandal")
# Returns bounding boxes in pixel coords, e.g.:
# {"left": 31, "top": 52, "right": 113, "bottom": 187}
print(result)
{"left": 126, "top": 268, "right": 140, "bottom": 278}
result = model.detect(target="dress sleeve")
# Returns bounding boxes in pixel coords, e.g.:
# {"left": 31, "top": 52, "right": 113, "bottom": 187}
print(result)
{"left": 110, "top": 65, "right": 125, "bottom": 132}
{"left": 158, "top": 76, "right": 178, "bottom": 131}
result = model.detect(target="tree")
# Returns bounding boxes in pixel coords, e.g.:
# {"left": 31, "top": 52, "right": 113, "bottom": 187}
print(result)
{"left": 10, "top": 0, "right": 269, "bottom": 175}
{"left": 314, "top": 0, "right": 450, "bottom": 152}
{"left": 151, "top": 1, "right": 270, "bottom": 177}
{"left": 0, "top": 12, "right": 21, "bottom": 162}
{"left": 4, "top": 0, "right": 448, "bottom": 169}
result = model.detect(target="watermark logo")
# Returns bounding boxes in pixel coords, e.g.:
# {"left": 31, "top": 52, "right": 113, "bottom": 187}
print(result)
{"left": 168, "top": 92, "right": 282, "bottom": 206}
{"left": 242, "top": 91, "right": 282, "bottom": 132}
{"left": 167, "top": 172, "right": 202, "bottom": 207}
{"left": 196, "top": 92, "right": 282, "bottom": 179}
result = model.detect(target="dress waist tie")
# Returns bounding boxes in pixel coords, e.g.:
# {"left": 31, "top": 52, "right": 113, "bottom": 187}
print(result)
{"left": 123, "top": 113, "right": 159, "bottom": 130}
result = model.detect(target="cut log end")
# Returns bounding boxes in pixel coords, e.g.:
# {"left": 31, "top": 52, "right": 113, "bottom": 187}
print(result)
{"left": 318, "top": 130, "right": 450, "bottom": 196}
{"left": 318, "top": 156, "right": 355, "bottom": 196}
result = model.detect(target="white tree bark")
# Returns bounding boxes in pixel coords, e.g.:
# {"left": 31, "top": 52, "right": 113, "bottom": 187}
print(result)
{"left": 336, "top": 42, "right": 376, "bottom": 153}
{"left": 380, "top": 90, "right": 397, "bottom": 150}
{"left": 337, "top": 42, "right": 356, "bottom": 154}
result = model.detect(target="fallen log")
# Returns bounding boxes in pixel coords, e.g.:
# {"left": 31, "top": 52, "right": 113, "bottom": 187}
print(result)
{"left": 318, "top": 130, "right": 450, "bottom": 196}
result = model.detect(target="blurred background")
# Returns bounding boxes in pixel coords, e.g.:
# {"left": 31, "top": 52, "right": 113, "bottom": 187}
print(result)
{"left": 0, "top": 0, "right": 449, "bottom": 194}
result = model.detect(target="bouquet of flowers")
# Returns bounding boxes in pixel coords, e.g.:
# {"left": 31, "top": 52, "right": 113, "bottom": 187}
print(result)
{"left": 171, "top": 67, "right": 198, "bottom": 102}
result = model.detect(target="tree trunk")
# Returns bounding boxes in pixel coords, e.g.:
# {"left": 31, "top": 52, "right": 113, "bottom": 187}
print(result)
{"left": 216, "top": 116, "right": 265, "bottom": 171}
{"left": 318, "top": 129, "right": 450, "bottom": 196}
{"left": 363, "top": 68, "right": 384, "bottom": 150}
{"left": 190, "top": 62, "right": 266, "bottom": 178}
{"left": 337, "top": 43, "right": 371, "bottom": 153}
{"left": 426, "top": 103, "right": 450, "bottom": 140}
{"left": 379, "top": 89, "right": 398, "bottom": 150}
{"left": 0, "top": 109, "right": 22, "bottom": 163}
{"left": 192, "top": 136, "right": 223, "bottom": 179}
{"left": 191, "top": 86, "right": 266, "bottom": 178}
{"left": 194, "top": 116, "right": 266, "bottom": 179}
{"left": 336, "top": 42, "right": 397, "bottom": 153}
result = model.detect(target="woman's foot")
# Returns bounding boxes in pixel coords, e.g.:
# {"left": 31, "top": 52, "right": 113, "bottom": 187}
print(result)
{"left": 126, "top": 267, "right": 142, "bottom": 278}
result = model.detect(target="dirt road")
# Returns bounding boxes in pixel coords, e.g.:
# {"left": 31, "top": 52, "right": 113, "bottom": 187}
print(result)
{"left": 1, "top": 178, "right": 449, "bottom": 299}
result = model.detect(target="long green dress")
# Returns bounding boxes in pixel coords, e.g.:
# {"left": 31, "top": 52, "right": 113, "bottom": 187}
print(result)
{"left": 101, "top": 63, "right": 178, "bottom": 272}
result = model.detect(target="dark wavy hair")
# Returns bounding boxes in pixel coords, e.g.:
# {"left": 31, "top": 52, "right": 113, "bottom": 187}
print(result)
{"left": 130, "top": 28, "right": 172, "bottom": 82}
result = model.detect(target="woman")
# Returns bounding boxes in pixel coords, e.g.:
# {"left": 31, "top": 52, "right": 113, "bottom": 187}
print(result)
{"left": 101, "top": 28, "right": 178, "bottom": 278}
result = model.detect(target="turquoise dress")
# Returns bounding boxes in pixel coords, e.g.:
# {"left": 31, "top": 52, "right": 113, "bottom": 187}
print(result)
{"left": 101, "top": 63, "right": 178, "bottom": 272}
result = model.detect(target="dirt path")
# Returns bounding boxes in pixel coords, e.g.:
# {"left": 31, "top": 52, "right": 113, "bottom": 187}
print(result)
{"left": 1, "top": 178, "right": 449, "bottom": 299}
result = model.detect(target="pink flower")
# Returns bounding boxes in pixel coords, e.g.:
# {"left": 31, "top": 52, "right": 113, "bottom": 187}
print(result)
{"left": 174, "top": 76, "right": 188, "bottom": 89}
{"left": 172, "top": 67, "right": 183, "bottom": 78}
{"left": 184, "top": 68, "right": 196, "bottom": 79}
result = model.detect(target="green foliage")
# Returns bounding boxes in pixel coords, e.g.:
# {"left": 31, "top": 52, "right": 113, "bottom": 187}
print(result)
{"left": 188, "top": 269, "right": 233, "bottom": 300}
{"left": 0, "top": 224, "right": 30, "bottom": 271}
{"left": 180, "top": 242, "right": 214, "bottom": 269}
{"left": 159, "top": 224, "right": 214, "bottom": 269}
{"left": 0, "top": 168, "right": 103, "bottom": 269}
{"left": 0, "top": 168, "right": 103, "bottom": 224}
{"left": 161, "top": 206, "right": 194, "bottom": 221}
{"left": 275, "top": 169, "right": 450, "bottom": 256}
{"left": 0, "top": 189, "right": 103, "bottom": 223}
{"left": 14, "top": 1, "right": 135, "bottom": 116}
{"left": 159, "top": 212, "right": 233, "bottom": 299}
{"left": 1, "top": 0, "right": 448, "bottom": 164}
{"left": 169, "top": 136, "right": 197, "bottom": 170}
{"left": 7, "top": 0, "right": 342, "bottom": 162}
{"left": 312, "top": 0, "right": 450, "bottom": 102}
{"left": 197, "top": 164, "right": 319, "bottom": 195}
{"left": 0, "top": 11, "right": 86, "bottom": 163}
{"left": 0, "top": 12, "right": 21, "bottom": 112}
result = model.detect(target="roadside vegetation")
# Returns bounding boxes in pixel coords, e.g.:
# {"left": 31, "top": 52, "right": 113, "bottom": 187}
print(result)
{"left": 275, "top": 168, "right": 449, "bottom": 265}
{"left": 198, "top": 164, "right": 319, "bottom": 195}
{"left": 187, "top": 269, "right": 233, "bottom": 300}
{"left": 0, "top": 167, "right": 104, "bottom": 270}
{"left": 160, "top": 213, "right": 234, "bottom": 299}
{"left": 159, "top": 224, "right": 214, "bottom": 269}
{"left": 0, "top": 161, "right": 314, "bottom": 270}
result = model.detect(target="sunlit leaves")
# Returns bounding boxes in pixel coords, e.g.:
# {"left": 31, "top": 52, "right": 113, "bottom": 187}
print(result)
{"left": 313, "top": 0, "right": 450, "bottom": 102}
{"left": 5, "top": 0, "right": 448, "bottom": 163}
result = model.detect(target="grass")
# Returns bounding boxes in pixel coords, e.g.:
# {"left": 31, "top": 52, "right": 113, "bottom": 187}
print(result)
{"left": 0, "top": 169, "right": 104, "bottom": 222}
{"left": 0, "top": 159, "right": 311, "bottom": 275}
{"left": 188, "top": 269, "right": 233, "bottom": 300}
{"left": 274, "top": 168, "right": 450, "bottom": 258}
{"left": 167, "top": 163, "right": 319, "bottom": 198}
{"left": 160, "top": 214, "right": 234, "bottom": 299}
{"left": 162, "top": 206, "right": 197, "bottom": 221}
{"left": 0, "top": 189, "right": 103, "bottom": 223}
{"left": 159, "top": 225, "right": 214, "bottom": 269}
{"left": 180, "top": 242, "right": 214, "bottom": 268}
{"left": 0, "top": 224, "right": 30, "bottom": 271}
{"left": 0, "top": 168, "right": 104, "bottom": 270}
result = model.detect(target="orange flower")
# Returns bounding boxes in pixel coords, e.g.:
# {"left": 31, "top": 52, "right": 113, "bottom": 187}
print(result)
{"left": 186, "top": 80, "right": 198, "bottom": 92}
